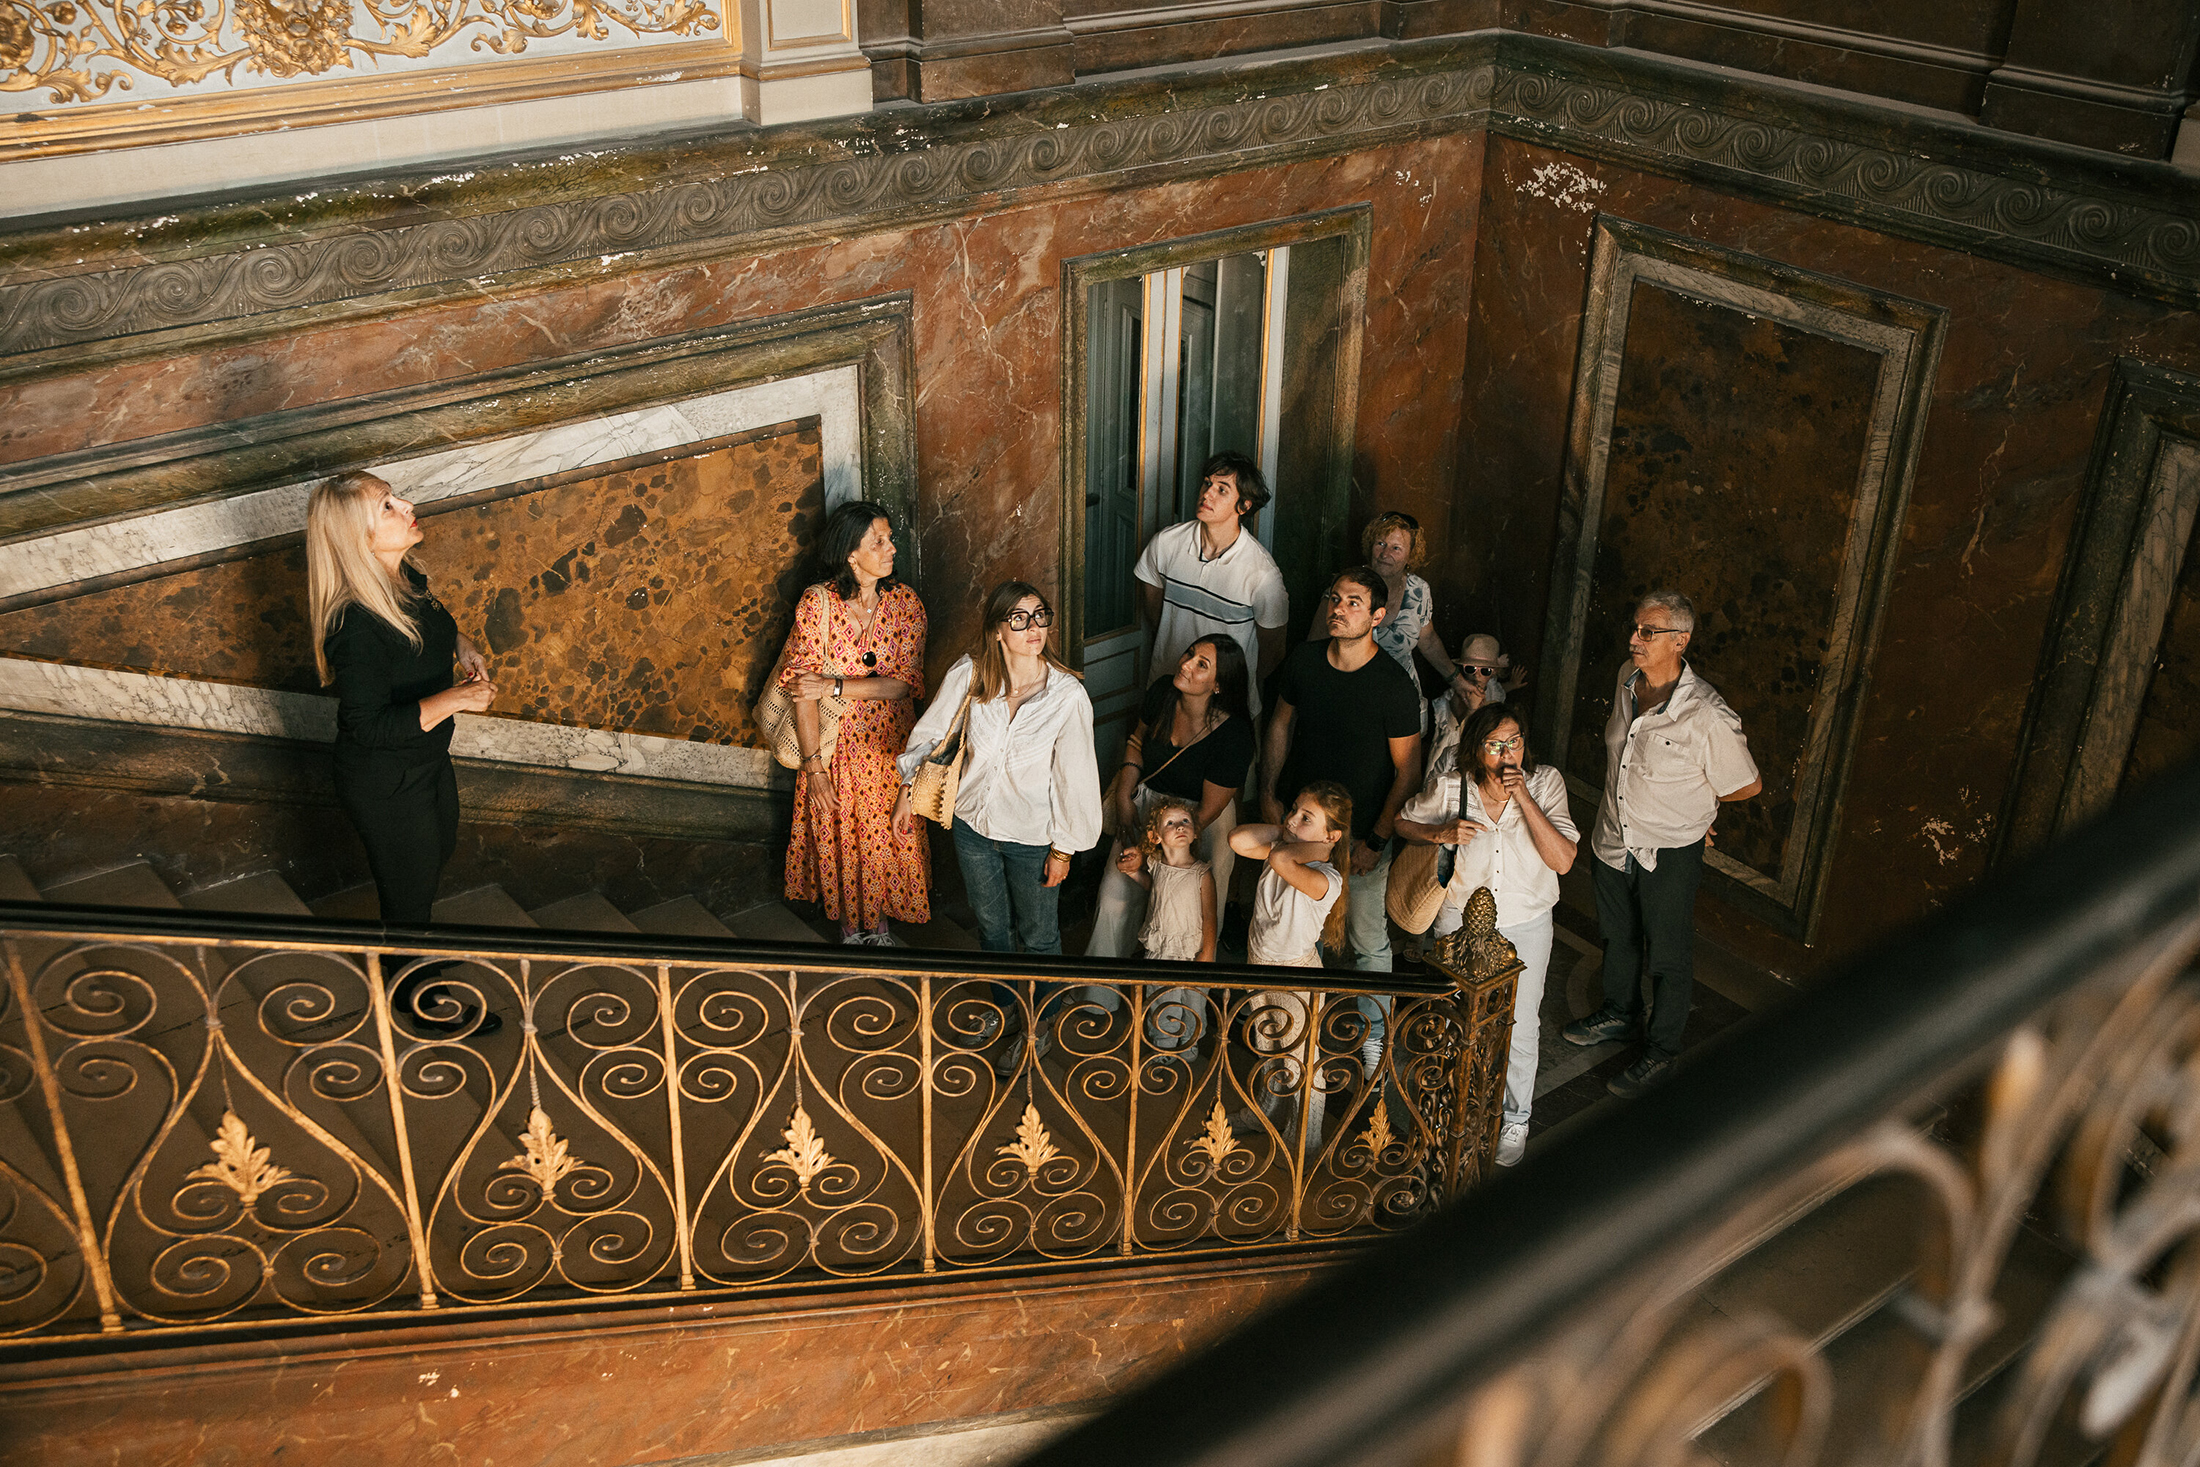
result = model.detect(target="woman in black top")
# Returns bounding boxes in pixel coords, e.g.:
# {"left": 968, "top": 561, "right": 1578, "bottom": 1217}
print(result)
{"left": 1083, "top": 633, "right": 1255, "bottom": 957}
{"left": 307, "top": 470, "right": 497, "bottom": 927}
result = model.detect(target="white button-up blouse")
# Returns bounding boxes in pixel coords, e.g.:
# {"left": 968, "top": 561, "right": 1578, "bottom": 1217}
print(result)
{"left": 1400, "top": 713, "right": 1576, "bottom": 929}
{"left": 897, "top": 655, "right": 1104, "bottom": 854}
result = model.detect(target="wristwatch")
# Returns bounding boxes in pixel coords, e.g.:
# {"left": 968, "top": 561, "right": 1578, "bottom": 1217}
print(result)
{"left": 834, "top": 676, "right": 844, "bottom": 697}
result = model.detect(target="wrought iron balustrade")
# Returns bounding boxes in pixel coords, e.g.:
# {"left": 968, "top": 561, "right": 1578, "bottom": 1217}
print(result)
{"left": 0, "top": 902, "right": 1521, "bottom": 1345}
{"left": 1028, "top": 761, "right": 2200, "bottom": 1467}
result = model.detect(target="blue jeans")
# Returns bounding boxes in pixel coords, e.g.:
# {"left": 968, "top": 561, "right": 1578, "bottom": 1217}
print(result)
{"left": 952, "top": 823, "right": 1062, "bottom": 955}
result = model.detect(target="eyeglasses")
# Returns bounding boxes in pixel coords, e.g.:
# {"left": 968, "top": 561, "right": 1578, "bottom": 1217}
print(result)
{"left": 1483, "top": 735, "right": 1525, "bottom": 753}
{"left": 1629, "top": 624, "right": 1685, "bottom": 641}
{"left": 1461, "top": 663, "right": 1499, "bottom": 677}
{"left": 1002, "top": 608, "right": 1055, "bottom": 631}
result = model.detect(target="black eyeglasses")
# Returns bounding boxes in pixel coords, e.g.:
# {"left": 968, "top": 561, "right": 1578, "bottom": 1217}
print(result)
{"left": 1003, "top": 608, "right": 1055, "bottom": 631}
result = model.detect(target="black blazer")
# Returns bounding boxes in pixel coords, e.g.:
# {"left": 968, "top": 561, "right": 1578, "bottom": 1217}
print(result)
{"left": 324, "top": 564, "right": 460, "bottom": 764}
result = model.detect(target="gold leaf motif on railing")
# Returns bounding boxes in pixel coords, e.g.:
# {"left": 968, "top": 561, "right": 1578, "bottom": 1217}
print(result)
{"left": 761, "top": 1104, "right": 835, "bottom": 1196}
{"left": 1187, "top": 1099, "right": 1245, "bottom": 1168}
{"left": 186, "top": 1110, "right": 293, "bottom": 1208}
{"left": 996, "top": 1103, "right": 1061, "bottom": 1176}
{"left": 1359, "top": 1103, "right": 1394, "bottom": 1159}
{"left": 500, "top": 1106, "right": 581, "bottom": 1193}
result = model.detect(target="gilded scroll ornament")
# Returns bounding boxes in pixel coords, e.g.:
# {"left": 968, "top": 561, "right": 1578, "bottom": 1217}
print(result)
{"left": 995, "top": 1103, "right": 1060, "bottom": 1178}
{"left": 499, "top": 1106, "right": 581, "bottom": 1194}
{"left": 0, "top": 0, "right": 719, "bottom": 104}
{"left": 185, "top": 1110, "right": 294, "bottom": 1208}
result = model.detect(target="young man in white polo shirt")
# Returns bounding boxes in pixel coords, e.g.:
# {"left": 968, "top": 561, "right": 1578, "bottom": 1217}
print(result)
{"left": 1562, "top": 590, "right": 1762, "bottom": 1098}
{"left": 1133, "top": 451, "right": 1290, "bottom": 715}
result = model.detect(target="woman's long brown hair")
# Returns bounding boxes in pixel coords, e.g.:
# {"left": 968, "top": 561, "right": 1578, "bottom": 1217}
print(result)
{"left": 969, "top": 580, "right": 1077, "bottom": 703}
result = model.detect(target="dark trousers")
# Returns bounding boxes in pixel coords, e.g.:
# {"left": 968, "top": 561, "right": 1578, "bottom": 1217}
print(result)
{"left": 334, "top": 749, "right": 460, "bottom": 927}
{"left": 1592, "top": 840, "right": 1704, "bottom": 1060}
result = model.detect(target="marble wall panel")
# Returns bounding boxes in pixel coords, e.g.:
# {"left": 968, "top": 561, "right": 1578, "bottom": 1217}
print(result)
{"left": 2121, "top": 504, "right": 2200, "bottom": 793}
{"left": 0, "top": 423, "right": 825, "bottom": 746}
{"left": 1564, "top": 282, "right": 1883, "bottom": 883}
{"left": 1455, "top": 134, "right": 2200, "bottom": 975}
{"left": 0, "top": 135, "right": 1481, "bottom": 691}
{"left": 0, "top": 1260, "right": 1325, "bottom": 1467}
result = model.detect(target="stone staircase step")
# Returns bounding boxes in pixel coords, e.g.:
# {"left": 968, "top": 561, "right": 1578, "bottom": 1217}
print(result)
{"left": 39, "top": 861, "right": 182, "bottom": 910}
{"left": 629, "top": 897, "right": 739, "bottom": 940}
{"left": 897, "top": 915, "right": 980, "bottom": 952}
{"left": 430, "top": 885, "right": 538, "bottom": 929}
{"left": 0, "top": 856, "right": 41, "bottom": 903}
{"left": 727, "top": 902, "right": 829, "bottom": 945}
{"left": 310, "top": 883, "right": 382, "bottom": 922}
{"left": 180, "top": 872, "right": 314, "bottom": 918}
{"left": 527, "top": 892, "right": 640, "bottom": 934}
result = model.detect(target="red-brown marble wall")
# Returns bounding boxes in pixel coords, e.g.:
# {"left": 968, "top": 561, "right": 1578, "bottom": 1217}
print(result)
{"left": 1453, "top": 135, "right": 2200, "bottom": 975}
{"left": 0, "top": 133, "right": 1486, "bottom": 696}
{"left": 0, "top": 425, "right": 823, "bottom": 746}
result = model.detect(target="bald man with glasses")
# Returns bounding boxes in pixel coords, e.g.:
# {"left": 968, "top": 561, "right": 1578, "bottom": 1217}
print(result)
{"left": 1562, "top": 590, "right": 1761, "bottom": 1098}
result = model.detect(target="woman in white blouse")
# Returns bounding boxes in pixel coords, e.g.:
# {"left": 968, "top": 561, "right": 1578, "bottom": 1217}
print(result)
{"left": 1396, "top": 700, "right": 1576, "bottom": 1168}
{"left": 894, "top": 581, "right": 1102, "bottom": 954}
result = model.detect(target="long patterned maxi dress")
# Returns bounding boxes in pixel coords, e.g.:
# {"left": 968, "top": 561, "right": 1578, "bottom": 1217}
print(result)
{"left": 781, "top": 582, "right": 932, "bottom": 928}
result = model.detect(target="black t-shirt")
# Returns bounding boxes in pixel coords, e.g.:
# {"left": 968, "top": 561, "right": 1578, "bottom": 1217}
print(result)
{"left": 1274, "top": 640, "right": 1422, "bottom": 841}
{"left": 1135, "top": 678, "right": 1255, "bottom": 800}
{"left": 324, "top": 564, "right": 460, "bottom": 765}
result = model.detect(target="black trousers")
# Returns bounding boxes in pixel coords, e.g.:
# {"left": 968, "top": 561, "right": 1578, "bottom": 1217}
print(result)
{"left": 334, "top": 749, "right": 459, "bottom": 926}
{"left": 1592, "top": 840, "right": 1705, "bottom": 1060}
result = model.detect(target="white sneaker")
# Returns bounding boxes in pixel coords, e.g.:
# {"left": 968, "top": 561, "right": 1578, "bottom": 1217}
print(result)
{"left": 868, "top": 926, "right": 904, "bottom": 947}
{"left": 1496, "top": 1120, "right": 1529, "bottom": 1167}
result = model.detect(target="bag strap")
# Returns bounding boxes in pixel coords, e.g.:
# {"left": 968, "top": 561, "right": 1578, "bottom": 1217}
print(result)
{"left": 1135, "top": 707, "right": 1221, "bottom": 793}
{"left": 811, "top": 586, "right": 836, "bottom": 679}
{"left": 927, "top": 676, "right": 979, "bottom": 762}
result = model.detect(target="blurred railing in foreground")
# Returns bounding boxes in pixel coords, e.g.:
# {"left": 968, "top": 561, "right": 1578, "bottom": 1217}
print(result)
{"left": 0, "top": 899, "right": 1521, "bottom": 1343}
{"left": 1028, "top": 762, "right": 2200, "bottom": 1467}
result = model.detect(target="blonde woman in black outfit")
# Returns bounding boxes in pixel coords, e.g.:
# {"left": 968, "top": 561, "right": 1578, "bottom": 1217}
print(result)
{"left": 307, "top": 470, "right": 496, "bottom": 927}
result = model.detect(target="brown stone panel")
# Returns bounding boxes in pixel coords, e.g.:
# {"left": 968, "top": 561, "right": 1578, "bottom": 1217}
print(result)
{"left": 1562, "top": 282, "right": 1883, "bottom": 883}
{"left": 2122, "top": 514, "right": 2200, "bottom": 794}
{"left": 1456, "top": 135, "right": 2200, "bottom": 977}
{"left": 0, "top": 425, "right": 825, "bottom": 746}
{"left": 1069, "top": 2, "right": 1383, "bottom": 77}
{"left": 0, "top": 1259, "right": 1328, "bottom": 1467}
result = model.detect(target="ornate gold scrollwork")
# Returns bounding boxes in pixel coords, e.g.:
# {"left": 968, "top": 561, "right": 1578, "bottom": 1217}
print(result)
{"left": 0, "top": 932, "right": 1508, "bottom": 1340}
{"left": 1440, "top": 912, "right": 2200, "bottom": 1467}
{"left": 0, "top": 0, "right": 720, "bottom": 105}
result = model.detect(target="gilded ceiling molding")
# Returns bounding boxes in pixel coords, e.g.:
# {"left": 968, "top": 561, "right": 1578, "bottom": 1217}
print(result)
{"left": 0, "top": 0, "right": 721, "bottom": 109}
{"left": 0, "top": 37, "right": 2192, "bottom": 361}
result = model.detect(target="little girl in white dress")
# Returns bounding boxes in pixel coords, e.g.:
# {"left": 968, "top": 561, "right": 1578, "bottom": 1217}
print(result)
{"left": 1118, "top": 798, "right": 1216, "bottom": 1058}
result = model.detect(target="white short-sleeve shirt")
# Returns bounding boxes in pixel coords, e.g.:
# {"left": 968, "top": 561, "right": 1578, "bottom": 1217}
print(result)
{"left": 1247, "top": 859, "right": 1342, "bottom": 967}
{"left": 1590, "top": 662, "right": 1759, "bottom": 872}
{"left": 1133, "top": 521, "right": 1289, "bottom": 715}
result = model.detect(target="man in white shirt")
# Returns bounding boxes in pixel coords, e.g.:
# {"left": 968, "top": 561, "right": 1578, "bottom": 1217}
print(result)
{"left": 1133, "top": 451, "right": 1290, "bottom": 715}
{"left": 1562, "top": 591, "right": 1762, "bottom": 1098}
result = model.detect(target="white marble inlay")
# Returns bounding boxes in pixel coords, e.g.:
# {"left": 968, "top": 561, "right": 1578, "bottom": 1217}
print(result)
{"left": 0, "top": 366, "right": 861, "bottom": 602}
{"left": 0, "top": 660, "right": 789, "bottom": 790}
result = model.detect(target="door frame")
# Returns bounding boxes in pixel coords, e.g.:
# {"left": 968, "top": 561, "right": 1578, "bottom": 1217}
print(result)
{"left": 1057, "top": 206, "right": 1372, "bottom": 677}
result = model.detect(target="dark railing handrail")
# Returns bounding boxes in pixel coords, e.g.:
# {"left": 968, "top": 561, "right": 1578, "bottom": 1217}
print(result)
{"left": 0, "top": 898, "right": 1458, "bottom": 997}
{"left": 1025, "top": 760, "right": 2200, "bottom": 1467}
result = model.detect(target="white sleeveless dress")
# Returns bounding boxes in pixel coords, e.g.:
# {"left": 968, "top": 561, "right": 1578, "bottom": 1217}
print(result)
{"left": 1138, "top": 860, "right": 1209, "bottom": 960}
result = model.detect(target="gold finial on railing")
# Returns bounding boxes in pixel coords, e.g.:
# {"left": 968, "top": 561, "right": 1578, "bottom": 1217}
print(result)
{"left": 1426, "top": 887, "right": 1522, "bottom": 983}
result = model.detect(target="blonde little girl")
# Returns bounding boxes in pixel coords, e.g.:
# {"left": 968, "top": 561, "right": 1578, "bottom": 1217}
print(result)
{"left": 1227, "top": 783, "right": 1353, "bottom": 1131}
{"left": 1117, "top": 797, "right": 1217, "bottom": 962}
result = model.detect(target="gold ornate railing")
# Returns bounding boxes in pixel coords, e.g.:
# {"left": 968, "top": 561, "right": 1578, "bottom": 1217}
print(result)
{"left": 0, "top": 898, "right": 1520, "bottom": 1342}
{"left": 1027, "top": 761, "right": 2200, "bottom": 1467}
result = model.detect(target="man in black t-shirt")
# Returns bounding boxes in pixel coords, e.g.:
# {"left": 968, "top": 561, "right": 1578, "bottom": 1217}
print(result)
{"left": 1262, "top": 568, "right": 1423, "bottom": 971}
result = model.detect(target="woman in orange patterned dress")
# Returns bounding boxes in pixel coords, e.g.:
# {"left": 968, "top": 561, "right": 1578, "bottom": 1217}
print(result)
{"left": 781, "top": 501, "right": 931, "bottom": 943}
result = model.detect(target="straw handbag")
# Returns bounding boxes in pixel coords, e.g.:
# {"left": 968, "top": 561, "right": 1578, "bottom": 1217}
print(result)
{"left": 1387, "top": 771, "right": 1474, "bottom": 934}
{"left": 756, "top": 587, "right": 849, "bottom": 771}
{"left": 908, "top": 684, "right": 977, "bottom": 828}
